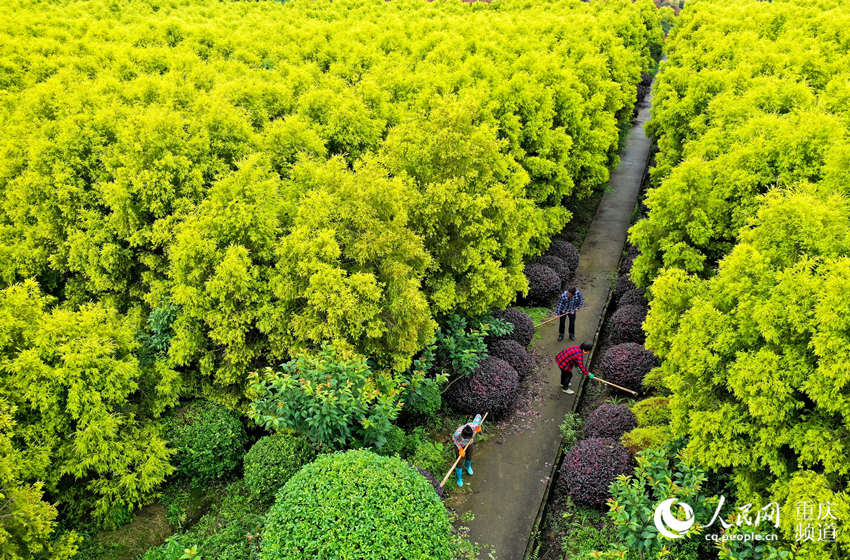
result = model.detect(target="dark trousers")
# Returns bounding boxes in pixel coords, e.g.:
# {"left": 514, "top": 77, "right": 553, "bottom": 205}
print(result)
{"left": 558, "top": 312, "right": 576, "bottom": 337}
{"left": 560, "top": 367, "right": 574, "bottom": 390}
{"left": 458, "top": 443, "right": 474, "bottom": 460}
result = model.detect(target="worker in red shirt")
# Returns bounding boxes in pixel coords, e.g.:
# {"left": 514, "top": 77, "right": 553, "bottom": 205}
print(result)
{"left": 555, "top": 343, "right": 593, "bottom": 394}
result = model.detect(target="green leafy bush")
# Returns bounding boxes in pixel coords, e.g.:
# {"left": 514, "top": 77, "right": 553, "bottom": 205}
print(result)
{"left": 401, "top": 346, "right": 444, "bottom": 420}
{"left": 560, "top": 412, "right": 584, "bottom": 448}
{"left": 631, "top": 396, "right": 670, "bottom": 427}
{"left": 139, "top": 536, "right": 185, "bottom": 560}
{"left": 415, "top": 467, "right": 445, "bottom": 500}
{"left": 621, "top": 425, "right": 672, "bottom": 455}
{"left": 243, "top": 434, "right": 317, "bottom": 502}
{"left": 248, "top": 345, "right": 401, "bottom": 451}
{"left": 402, "top": 372, "right": 443, "bottom": 420}
{"left": 375, "top": 425, "right": 406, "bottom": 457}
{"left": 407, "top": 432, "right": 450, "bottom": 477}
{"left": 261, "top": 450, "right": 456, "bottom": 559}
{"left": 433, "top": 315, "right": 490, "bottom": 379}
{"left": 605, "top": 444, "right": 711, "bottom": 559}
{"left": 164, "top": 400, "right": 247, "bottom": 487}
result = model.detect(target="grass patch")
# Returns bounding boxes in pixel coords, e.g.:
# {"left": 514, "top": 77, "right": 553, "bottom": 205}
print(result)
{"left": 74, "top": 505, "right": 173, "bottom": 560}
{"left": 74, "top": 478, "right": 233, "bottom": 560}
{"left": 515, "top": 306, "right": 550, "bottom": 325}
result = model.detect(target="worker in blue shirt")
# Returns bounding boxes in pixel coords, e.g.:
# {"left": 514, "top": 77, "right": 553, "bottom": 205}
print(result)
{"left": 556, "top": 287, "right": 584, "bottom": 341}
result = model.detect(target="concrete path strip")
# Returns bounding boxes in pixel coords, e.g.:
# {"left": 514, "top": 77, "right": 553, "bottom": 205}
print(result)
{"left": 453, "top": 88, "right": 654, "bottom": 560}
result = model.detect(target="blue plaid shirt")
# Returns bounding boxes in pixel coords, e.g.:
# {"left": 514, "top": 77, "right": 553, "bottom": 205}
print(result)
{"left": 556, "top": 290, "right": 584, "bottom": 315}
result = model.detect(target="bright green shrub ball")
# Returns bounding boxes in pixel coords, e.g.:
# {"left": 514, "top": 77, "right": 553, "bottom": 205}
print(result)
{"left": 631, "top": 397, "right": 671, "bottom": 427}
{"left": 244, "top": 433, "right": 316, "bottom": 502}
{"left": 164, "top": 400, "right": 247, "bottom": 487}
{"left": 621, "top": 425, "right": 672, "bottom": 455}
{"left": 261, "top": 449, "right": 455, "bottom": 560}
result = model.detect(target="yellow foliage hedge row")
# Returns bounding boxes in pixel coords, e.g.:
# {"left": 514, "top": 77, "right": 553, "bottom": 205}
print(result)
{"left": 0, "top": 0, "right": 663, "bottom": 541}
{"left": 637, "top": 0, "right": 850, "bottom": 556}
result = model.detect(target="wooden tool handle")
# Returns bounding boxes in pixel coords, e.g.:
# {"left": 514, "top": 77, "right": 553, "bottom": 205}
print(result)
{"left": 592, "top": 376, "right": 638, "bottom": 396}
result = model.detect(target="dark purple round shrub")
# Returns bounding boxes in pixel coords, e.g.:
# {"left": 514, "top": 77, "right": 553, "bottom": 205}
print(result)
{"left": 546, "top": 240, "right": 579, "bottom": 273}
{"left": 444, "top": 356, "right": 519, "bottom": 419}
{"left": 490, "top": 308, "right": 534, "bottom": 347}
{"left": 620, "top": 256, "right": 633, "bottom": 276}
{"left": 618, "top": 288, "right": 647, "bottom": 309}
{"left": 558, "top": 438, "right": 632, "bottom": 508}
{"left": 522, "top": 263, "right": 560, "bottom": 306}
{"left": 535, "top": 255, "right": 569, "bottom": 285}
{"left": 583, "top": 404, "right": 637, "bottom": 440}
{"left": 600, "top": 343, "right": 659, "bottom": 391}
{"left": 614, "top": 274, "right": 639, "bottom": 302}
{"left": 487, "top": 339, "right": 533, "bottom": 379}
{"left": 416, "top": 467, "right": 445, "bottom": 500}
{"left": 609, "top": 304, "right": 646, "bottom": 344}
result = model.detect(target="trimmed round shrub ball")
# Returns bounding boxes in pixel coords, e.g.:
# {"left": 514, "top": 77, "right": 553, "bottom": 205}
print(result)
{"left": 547, "top": 239, "right": 580, "bottom": 273}
{"left": 609, "top": 304, "right": 647, "bottom": 344}
{"left": 632, "top": 397, "right": 671, "bottom": 427}
{"left": 416, "top": 467, "right": 445, "bottom": 500}
{"left": 536, "top": 255, "right": 569, "bottom": 285}
{"left": 444, "top": 356, "right": 519, "bottom": 418}
{"left": 244, "top": 434, "right": 317, "bottom": 502}
{"left": 558, "top": 438, "right": 632, "bottom": 508}
{"left": 614, "top": 274, "right": 639, "bottom": 302}
{"left": 491, "top": 307, "right": 534, "bottom": 347}
{"left": 487, "top": 339, "right": 533, "bottom": 379}
{"left": 262, "top": 450, "right": 455, "bottom": 560}
{"left": 522, "top": 263, "right": 560, "bottom": 306}
{"left": 618, "top": 288, "right": 647, "bottom": 309}
{"left": 600, "top": 342, "right": 658, "bottom": 391}
{"left": 164, "top": 400, "right": 247, "bottom": 487}
{"left": 584, "top": 404, "right": 637, "bottom": 440}
{"left": 622, "top": 426, "right": 672, "bottom": 456}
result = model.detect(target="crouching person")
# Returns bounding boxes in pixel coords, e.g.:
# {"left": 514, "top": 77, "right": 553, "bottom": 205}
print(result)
{"left": 452, "top": 414, "right": 482, "bottom": 487}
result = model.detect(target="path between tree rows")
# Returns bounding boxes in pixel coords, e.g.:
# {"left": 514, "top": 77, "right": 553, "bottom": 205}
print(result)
{"left": 453, "top": 89, "right": 654, "bottom": 560}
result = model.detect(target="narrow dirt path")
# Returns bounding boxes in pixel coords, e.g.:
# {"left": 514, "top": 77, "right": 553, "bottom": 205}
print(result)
{"left": 452, "top": 89, "right": 654, "bottom": 560}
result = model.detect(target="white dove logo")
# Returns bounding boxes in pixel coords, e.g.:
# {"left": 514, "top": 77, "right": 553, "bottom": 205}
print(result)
{"left": 653, "top": 498, "right": 695, "bottom": 539}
